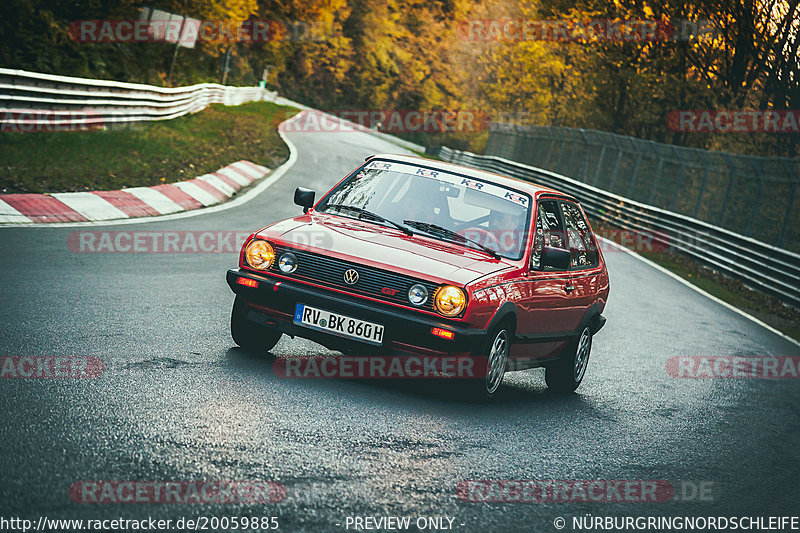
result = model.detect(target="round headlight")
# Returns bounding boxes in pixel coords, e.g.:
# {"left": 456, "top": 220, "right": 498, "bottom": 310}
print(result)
{"left": 278, "top": 252, "right": 298, "bottom": 273}
{"left": 408, "top": 284, "right": 429, "bottom": 306}
{"left": 245, "top": 240, "right": 275, "bottom": 270}
{"left": 434, "top": 285, "right": 467, "bottom": 317}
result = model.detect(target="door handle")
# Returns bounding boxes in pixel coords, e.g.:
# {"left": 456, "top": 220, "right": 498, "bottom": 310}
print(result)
{"left": 564, "top": 283, "right": 576, "bottom": 294}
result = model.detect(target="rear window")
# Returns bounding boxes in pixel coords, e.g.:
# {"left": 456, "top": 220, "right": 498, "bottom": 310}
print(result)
{"left": 530, "top": 199, "right": 566, "bottom": 271}
{"left": 561, "top": 201, "right": 599, "bottom": 269}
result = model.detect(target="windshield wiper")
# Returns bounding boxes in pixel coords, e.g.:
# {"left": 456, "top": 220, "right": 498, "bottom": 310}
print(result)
{"left": 403, "top": 220, "right": 501, "bottom": 259}
{"left": 323, "top": 203, "right": 414, "bottom": 236}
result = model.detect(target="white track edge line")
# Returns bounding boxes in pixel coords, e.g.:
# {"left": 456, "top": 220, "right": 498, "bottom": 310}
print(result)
{"left": 2, "top": 123, "right": 795, "bottom": 348}
{"left": 598, "top": 236, "right": 800, "bottom": 348}
{"left": 0, "top": 113, "right": 302, "bottom": 229}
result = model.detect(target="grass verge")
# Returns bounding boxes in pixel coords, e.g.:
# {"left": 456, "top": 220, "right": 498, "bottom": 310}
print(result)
{"left": 0, "top": 102, "right": 298, "bottom": 193}
{"left": 593, "top": 219, "right": 800, "bottom": 344}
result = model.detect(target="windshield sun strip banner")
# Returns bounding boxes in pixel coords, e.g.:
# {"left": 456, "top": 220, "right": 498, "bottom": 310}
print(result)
{"left": 365, "top": 160, "right": 531, "bottom": 208}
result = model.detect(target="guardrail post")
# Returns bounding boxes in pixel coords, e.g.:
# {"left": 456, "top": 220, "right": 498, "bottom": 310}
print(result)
{"left": 745, "top": 161, "right": 765, "bottom": 237}
{"left": 627, "top": 148, "right": 644, "bottom": 198}
{"left": 525, "top": 131, "right": 534, "bottom": 163}
{"left": 592, "top": 144, "right": 606, "bottom": 185}
{"left": 668, "top": 146, "right": 688, "bottom": 212}
{"left": 535, "top": 128, "right": 548, "bottom": 165}
{"left": 607, "top": 140, "right": 624, "bottom": 190}
{"left": 555, "top": 129, "right": 568, "bottom": 173}
{"left": 777, "top": 160, "right": 798, "bottom": 247}
{"left": 511, "top": 130, "right": 525, "bottom": 163}
{"left": 647, "top": 151, "right": 665, "bottom": 205}
{"left": 718, "top": 154, "right": 737, "bottom": 227}
{"left": 692, "top": 166, "right": 710, "bottom": 218}
{"left": 546, "top": 133, "right": 558, "bottom": 169}
{"left": 578, "top": 129, "right": 591, "bottom": 180}
{"left": 604, "top": 135, "right": 620, "bottom": 191}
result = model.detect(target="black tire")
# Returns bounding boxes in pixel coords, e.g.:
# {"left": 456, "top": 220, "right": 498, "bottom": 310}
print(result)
{"left": 230, "top": 296, "right": 282, "bottom": 354}
{"left": 462, "top": 323, "right": 512, "bottom": 401}
{"left": 545, "top": 325, "right": 592, "bottom": 393}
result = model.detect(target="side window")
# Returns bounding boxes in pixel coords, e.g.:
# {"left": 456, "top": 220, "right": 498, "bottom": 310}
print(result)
{"left": 530, "top": 199, "right": 566, "bottom": 270}
{"left": 560, "top": 201, "right": 599, "bottom": 269}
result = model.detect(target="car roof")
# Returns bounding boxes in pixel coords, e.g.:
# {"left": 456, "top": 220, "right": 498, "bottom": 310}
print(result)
{"left": 367, "top": 153, "right": 577, "bottom": 202}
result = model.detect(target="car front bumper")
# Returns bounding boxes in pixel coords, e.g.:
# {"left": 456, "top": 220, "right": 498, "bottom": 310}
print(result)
{"left": 226, "top": 269, "right": 487, "bottom": 356}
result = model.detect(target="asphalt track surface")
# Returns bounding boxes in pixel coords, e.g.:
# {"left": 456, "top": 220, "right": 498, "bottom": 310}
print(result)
{"left": 1, "top": 120, "right": 799, "bottom": 532}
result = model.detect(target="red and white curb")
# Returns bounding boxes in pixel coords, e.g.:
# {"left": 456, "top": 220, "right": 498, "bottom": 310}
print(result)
{"left": 0, "top": 160, "right": 269, "bottom": 224}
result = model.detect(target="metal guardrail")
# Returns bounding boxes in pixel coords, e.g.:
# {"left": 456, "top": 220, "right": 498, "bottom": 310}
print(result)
{"left": 0, "top": 68, "right": 278, "bottom": 129}
{"left": 0, "top": 68, "right": 426, "bottom": 152}
{"left": 486, "top": 124, "right": 800, "bottom": 252}
{"left": 270, "top": 95, "right": 425, "bottom": 153}
{"left": 5, "top": 68, "right": 793, "bottom": 305}
{"left": 428, "top": 145, "right": 800, "bottom": 309}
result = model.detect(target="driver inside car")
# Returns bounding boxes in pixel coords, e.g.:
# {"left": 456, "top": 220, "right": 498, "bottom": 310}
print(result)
{"left": 488, "top": 208, "right": 524, "bottom": 254}
{"left": 400, "top": 178, "right": 447, "bottom": 224}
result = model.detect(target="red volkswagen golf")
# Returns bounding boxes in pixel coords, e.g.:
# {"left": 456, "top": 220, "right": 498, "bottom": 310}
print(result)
{"left": 226, "top": 154, "right": 609, "bottom": 398}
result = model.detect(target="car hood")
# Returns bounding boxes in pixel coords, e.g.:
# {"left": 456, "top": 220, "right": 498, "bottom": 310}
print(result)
{"left": 258, "top": 214, "right": 516, "bottom": 285}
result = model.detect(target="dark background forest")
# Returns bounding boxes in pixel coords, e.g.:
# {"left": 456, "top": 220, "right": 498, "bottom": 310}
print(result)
{"left": 1, "top": 0, "right": 798, "bottom": 155}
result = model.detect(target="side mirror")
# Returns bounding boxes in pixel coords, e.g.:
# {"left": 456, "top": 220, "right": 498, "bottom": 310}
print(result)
{"left": 540, "top": 246, "right": 571, "bottom": 271}
{"left": 294, "top": 187, "right": 316, "bottom": 213}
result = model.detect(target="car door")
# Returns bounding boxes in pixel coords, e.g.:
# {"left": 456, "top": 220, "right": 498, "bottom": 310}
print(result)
{"left": 559, "top": 199, "right": 601, "bottom": 332}
{"left": 512, "top": 198, "right": 574, "bottom": 359}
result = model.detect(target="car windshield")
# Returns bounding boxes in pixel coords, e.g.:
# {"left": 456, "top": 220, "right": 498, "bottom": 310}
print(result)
{"left": 318, "top": 160, "right": 531, "bottom": 260}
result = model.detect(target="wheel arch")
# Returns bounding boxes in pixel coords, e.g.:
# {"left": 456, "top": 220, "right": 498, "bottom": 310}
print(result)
{"left": 485, "top": 301, "right": 518, "bottom": 337}
{"left": 581, "top": 301, "right": 606, "bottom": 335}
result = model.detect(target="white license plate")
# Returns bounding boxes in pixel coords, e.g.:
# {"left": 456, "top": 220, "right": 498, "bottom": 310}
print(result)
{"left": 293, "top": 303, "right": 384, "bottom": 346}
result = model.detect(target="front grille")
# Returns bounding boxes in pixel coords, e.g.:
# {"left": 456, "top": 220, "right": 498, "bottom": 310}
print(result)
{"left": 271, "top": 245, "right": 440, "bottom": 312}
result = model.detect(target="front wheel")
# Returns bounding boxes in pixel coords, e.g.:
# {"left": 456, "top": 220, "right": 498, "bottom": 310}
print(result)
{"left": 462, "top": 326, "right": 511, "bottom": 400}
{"left": 545, "top": 326, "right": 592, "bottom": 393}
{"left": 230, "top": 296, "right": 282, "bottom": 354}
